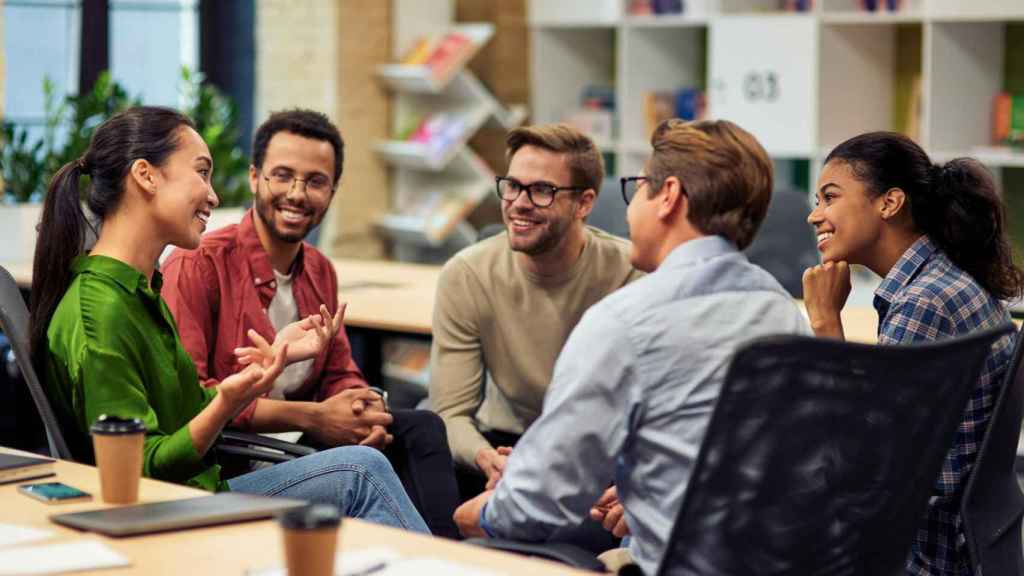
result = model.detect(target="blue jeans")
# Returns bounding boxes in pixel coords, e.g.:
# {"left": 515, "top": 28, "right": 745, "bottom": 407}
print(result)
{"left": 227, "top": 445, "right": 430, "bottom": 534}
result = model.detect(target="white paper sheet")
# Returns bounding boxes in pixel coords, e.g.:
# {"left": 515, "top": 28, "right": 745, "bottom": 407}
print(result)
{"left": 0, "top": 524, "right": 53, "bottom": 549}
{"left": 0, "top": 539, "right": 130, "bottom": 575}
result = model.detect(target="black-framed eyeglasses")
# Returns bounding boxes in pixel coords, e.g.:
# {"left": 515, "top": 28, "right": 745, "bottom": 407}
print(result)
{"left": 620, "top": 176, "right": 650, "bottom": 205}
{"left": 495, "top": 176, "right": 584, "bottom": 208}
{"left": 261, "top": 169, "right": 335, "bottom": 197}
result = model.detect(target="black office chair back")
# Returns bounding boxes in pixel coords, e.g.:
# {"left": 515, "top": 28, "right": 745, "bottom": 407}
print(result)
{"left": 657, "top": 327, "right": 1013, "bottom": 576}
{"left": 961, "top": 325, "right": 1024, "bottom": 576}
{"left": 0, "top": 265, "right": 72, "bottom": 459}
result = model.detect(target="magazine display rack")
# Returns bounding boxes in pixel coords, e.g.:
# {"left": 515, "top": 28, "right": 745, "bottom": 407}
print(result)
{"left": 375, "top": 23, "right": 527, "bottom": 248}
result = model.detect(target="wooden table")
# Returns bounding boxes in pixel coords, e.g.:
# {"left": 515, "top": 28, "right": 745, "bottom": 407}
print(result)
{"left": 332, "top": 258, "right": 439, "bottom": 336}
{"left": 0, "top": 447, "right": 587, "bottom": 575}
{"left": 795, "top": 301, "right": 879, "bottom": 344}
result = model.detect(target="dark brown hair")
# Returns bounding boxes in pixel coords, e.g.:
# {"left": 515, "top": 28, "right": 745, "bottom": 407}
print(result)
{"left": 826, "top": 131, "right": 1024, "bottom": 300}
{"left": 252, "top": 109, "right": 345, "bottom": 185}
{"left": 30, "top": 106, "right": 195, "bottom": 368}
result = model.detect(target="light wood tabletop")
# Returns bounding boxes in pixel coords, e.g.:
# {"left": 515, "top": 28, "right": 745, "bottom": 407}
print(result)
{"left": 332, "top": 258, "right": 440, "bottom": 335}
{"left": 795, "top": 301, "right": 879, "bottom": 344}
{"left": 0, "top": 447, "right": 588, "bottom": 575}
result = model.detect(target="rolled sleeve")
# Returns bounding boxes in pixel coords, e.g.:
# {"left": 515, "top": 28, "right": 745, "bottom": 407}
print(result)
{"left": 78, "top": 345, "right": 210, "bottom": 485}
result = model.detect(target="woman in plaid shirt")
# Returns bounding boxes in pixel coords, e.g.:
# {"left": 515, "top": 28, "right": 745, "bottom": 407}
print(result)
{"left": 802, "top": 131, "right": 1023, "bottom": 576}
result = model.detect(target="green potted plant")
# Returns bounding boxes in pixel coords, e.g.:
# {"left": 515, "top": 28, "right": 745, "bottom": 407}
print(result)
{"left": 0, "top": 69, "right": 251, "bottom": 264}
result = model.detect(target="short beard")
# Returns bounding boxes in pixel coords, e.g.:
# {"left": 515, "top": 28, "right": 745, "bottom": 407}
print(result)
{"left": 507, "top": 217, "right": 570, "bottom": 256}
{"left": 255, "top": 195, "right": 312, "bottom": 244}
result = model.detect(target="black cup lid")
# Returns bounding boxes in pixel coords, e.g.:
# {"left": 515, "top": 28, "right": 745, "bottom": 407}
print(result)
{"left": 278, "top": 504, "right": 342, "bottom": 530}
{"left": 90, "top": 415, "right": 146, "bottom": 435}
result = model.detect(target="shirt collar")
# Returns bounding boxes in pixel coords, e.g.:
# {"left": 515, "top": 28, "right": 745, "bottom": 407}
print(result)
{"left": 659, "top": 235, "right": 738, "bottom": 271}
{"left": 236, "top": 208, "right": 306, "bottom": 287}
{"left": 873, "top": 235, "right": 936, "bottom": 313}
{"left": 72, "top": 254, "right": 163, "bottom": 296}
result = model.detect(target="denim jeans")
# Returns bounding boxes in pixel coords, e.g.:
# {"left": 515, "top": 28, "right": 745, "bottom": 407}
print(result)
{"left": 227, "top": 445, "right": 430, "bottom": 534}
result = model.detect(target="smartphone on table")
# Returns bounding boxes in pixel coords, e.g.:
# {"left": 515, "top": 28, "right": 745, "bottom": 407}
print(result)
{"left": 18, "top": 482, "right": 92, "bottom": 504}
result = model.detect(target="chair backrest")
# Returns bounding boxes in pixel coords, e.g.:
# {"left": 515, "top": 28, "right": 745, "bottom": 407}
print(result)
{"left": 657, "top": 327, "right": 1013, "bottom": 576}
{"left": 0, "top": 265, "right": 72, "bottom": 459}
{"left": 961, "top": 324, "right": 1024, "bottom": 576}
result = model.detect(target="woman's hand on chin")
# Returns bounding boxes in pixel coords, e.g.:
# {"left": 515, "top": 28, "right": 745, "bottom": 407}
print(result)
{"left": 802, "top": 260, "right": 851, "bottom": 340}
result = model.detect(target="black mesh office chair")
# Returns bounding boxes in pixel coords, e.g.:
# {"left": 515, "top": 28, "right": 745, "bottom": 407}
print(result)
{"left": 0, "top": 264, "right": 311, "bottom": 465}
{"left": 961, "top": 325, "right": 1024, "bottom": 576}
{"left": 0, "top": 266, "right": 72, "bottom": 459}
{"left": 656, "top": 328, "right": 1013, "bottom": 576}
{"left": 473, "top": 328, "right": 1011, "bottom": 575}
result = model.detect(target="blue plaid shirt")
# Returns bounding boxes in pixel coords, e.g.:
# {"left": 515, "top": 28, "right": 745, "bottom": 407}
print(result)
{"left": 873, "top": 236, "right": 1014, "bottom": 576}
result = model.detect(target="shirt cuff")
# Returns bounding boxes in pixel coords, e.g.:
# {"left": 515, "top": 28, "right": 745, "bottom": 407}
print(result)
{"left": 479, "top": 501, "right": 497, "bottom": 538}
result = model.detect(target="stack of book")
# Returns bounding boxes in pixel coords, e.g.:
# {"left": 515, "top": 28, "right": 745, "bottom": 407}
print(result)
{"left": 627, "top": 0, "right": 684, "bottom": 15}
{"left": 643, "top": 87, "right": 706, "bottom": 138}
{"left": 854, "top": 0, "right": 903, "bottom": 11}
{"left": 781, "top": 0, "right": 814, "bottom": 11}
{"left": 563, "top": 85, "right": 616, "bottom": 146}
{"left": 993, "top": 92, "right": 1024, "bottom": 146}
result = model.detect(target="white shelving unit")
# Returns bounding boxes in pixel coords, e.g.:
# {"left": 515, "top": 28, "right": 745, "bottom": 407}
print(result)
{"left": 529, "top": 0, "right": 1024, "bottom": 177}
{"left": 529, "top": 0, "right": 1024, "bottom": 306}
{"left": 375, "top": 23, "right": 527, "bottom": 250}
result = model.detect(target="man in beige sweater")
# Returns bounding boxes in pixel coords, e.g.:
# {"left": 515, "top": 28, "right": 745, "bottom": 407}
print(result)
{"left": 430, "top": 124, "right": 641, "bottom": 498}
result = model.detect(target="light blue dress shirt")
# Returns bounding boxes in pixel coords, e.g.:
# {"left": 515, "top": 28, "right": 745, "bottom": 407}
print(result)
{"left": 482, "top": 236, "right": 811, "bottom": 574}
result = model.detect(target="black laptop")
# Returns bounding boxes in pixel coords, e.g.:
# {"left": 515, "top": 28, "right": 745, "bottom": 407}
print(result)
{"left": 50, "top": 492, "right": 307, "bottom": 536}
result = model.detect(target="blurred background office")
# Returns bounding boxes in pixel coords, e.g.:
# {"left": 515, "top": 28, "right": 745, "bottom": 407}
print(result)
{"left": 3, "top": 0, "right": 1024, "bottom": 446}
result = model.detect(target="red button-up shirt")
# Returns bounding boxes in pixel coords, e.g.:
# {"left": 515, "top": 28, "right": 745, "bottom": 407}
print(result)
{"left": 161, "top": 210, "right": 367, "bottom": 429}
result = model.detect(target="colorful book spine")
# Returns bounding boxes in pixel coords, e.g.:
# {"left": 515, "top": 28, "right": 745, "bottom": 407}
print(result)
{"left": 993, "top": 92, "right": 1024, "bottom": 146}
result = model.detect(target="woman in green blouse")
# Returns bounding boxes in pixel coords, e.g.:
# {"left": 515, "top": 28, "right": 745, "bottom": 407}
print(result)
{"left": 29, "top": 106, "right": 428, "bottom": 532}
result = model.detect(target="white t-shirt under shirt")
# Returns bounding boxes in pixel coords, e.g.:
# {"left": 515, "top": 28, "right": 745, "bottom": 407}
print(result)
{"left": 267, "top": 269, "right": 314, "bottom": 399}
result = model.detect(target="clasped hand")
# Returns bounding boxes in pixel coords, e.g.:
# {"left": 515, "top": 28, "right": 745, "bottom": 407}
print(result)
{"left": 310, "top": 388, "right": 394, "bottom": 450}
{"left": 475, "top": 446, "right": 513, "bottom": 490}
{"left": 590, "top": 485, "right": 631, "bottom": 537}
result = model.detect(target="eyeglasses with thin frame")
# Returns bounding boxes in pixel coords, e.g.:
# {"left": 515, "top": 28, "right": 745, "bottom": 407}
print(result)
{"left": 261, "top": 169, "right": 335, "bottom": 197}
{"left": 495, "top": 176, "right": 584, "bottom": 208}
{"left": 620, "top": 176, "right": 650, "bottom": 205}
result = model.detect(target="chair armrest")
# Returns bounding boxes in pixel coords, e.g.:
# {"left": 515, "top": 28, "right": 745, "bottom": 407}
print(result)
{"left": 465, "top": 538, "right": 606, "bottom": 572}
{"left": 215, "top": 430, "right": 317, "bottom": 465}
{"left": 214, "top": 443, "right": 295, "bottom": 464}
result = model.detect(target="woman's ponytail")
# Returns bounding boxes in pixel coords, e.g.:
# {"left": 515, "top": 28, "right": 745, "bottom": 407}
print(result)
{"left": 921, "top": 158, "right": 1024, "bottom": 301}
{"left": 826, "top": 131, "right": 1024, "bottom": 301}
{"left": 27, "top": 106, "right": 195, "bottom": 371}
{"left": 29, "top": 159, "right": 89, "bottom": 368}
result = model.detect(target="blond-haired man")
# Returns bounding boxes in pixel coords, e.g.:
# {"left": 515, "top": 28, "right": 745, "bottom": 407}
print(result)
{"left": 430, "top": 124, "right": 641, "bottom": 495}
{"left": 454, "top": 120, "right": 810, "bottom": 575}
